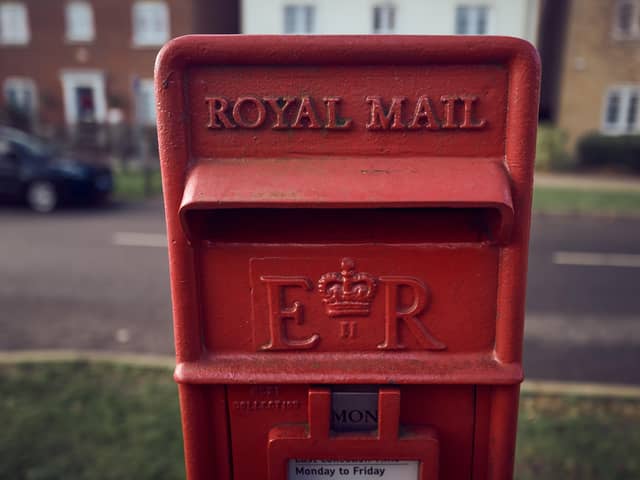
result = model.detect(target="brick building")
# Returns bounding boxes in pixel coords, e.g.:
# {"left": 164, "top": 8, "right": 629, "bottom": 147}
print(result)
{"left": 539, "top": 0, "right": 640, "bottom": 149}
{"left": 0, "top": 0, "right": 238, "bottom": 139}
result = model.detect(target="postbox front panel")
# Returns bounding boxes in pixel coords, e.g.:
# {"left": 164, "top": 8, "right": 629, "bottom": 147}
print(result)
{"left": 192, "top": 209, "right": 499, "bottom": 479}
{"left": 198, "top": 244, "right": 498, "bottom": 354}
{"left": 227, "top": 384, "right": 475, "bottom": 479}
{"left": 157, "top": 36, "right": 539, "bottom": 480}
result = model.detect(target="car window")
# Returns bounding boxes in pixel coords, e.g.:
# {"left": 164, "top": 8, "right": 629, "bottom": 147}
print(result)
{"left": 0, "top": 145, "right": 18, "bottom": 169}
{"left": 0, "top": 139, "right": 10, "bottom": 155}
{"left": 12, "top": 136, "right": 50, "bottom": 158}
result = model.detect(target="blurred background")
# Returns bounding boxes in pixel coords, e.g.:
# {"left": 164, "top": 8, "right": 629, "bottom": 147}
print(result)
{"left": 1, "top": 1, "right": 639, "bottom": 479}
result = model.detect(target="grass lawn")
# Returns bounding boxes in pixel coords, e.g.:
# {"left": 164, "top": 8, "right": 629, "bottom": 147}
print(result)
{"left": 516, "top": 393, "right": 640, "bottom": 480}
{"left": 1, "top": 362, "right": 639, "bottom": 479}
{"left": 533, "top": 185, "right": 640, "bottom": 216}
{"left": 0, "top": 362, "right": 183, "bottom": 480}
{"left": 113, "top": 169, "right": 163, "bottom": 201}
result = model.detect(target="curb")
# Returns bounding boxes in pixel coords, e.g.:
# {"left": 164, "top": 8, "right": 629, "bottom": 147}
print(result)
{"left": 0, "top": 349, "right": 174, "bottom": 369}
{"left": 521, "top": 380, "right": 640, "bottom": 399}
{"left": 2, "top": 350, "right": 640, "bottom": 399}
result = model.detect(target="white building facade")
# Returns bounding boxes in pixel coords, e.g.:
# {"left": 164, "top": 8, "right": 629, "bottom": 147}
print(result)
{"left": 242, "top": 0, "right": 540, "bottom": 44}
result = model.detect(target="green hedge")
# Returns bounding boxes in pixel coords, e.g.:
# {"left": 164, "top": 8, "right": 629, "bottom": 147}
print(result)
{"left": 576, "top": 132, "right": 640, "bottom": 172}
{"left": 535, "top": 124, "right": 573, "bottom": 171}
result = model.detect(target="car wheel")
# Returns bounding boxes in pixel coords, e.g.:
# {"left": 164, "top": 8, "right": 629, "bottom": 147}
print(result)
{"left": 26, "top": 181, "right": 58, "bottom": 213}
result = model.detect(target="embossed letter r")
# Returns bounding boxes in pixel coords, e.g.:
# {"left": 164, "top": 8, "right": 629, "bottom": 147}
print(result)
{"left": 377, "top": 276, "right": 446, "bottom": 351}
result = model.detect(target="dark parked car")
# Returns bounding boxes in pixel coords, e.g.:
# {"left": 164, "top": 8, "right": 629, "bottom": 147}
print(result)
{"left": 0, "top": 127, "right": 112, "bottom": 212}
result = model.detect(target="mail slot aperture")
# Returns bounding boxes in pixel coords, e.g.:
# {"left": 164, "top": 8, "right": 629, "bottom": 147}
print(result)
{"left": 183, "top": 207, "right": 504, "bottom": 243}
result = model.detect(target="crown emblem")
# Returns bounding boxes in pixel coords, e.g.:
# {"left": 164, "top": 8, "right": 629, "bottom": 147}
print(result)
{"left": 317, "top": 258, "right": 377, "bottom": 317}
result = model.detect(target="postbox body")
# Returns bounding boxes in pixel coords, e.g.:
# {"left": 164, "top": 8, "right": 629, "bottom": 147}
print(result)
{"left": 156, "top": 36, "right": 539, "bottom": 480}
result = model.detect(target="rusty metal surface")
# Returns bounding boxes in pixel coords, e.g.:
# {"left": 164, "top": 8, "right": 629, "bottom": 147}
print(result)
{"left": 156, "top": 35, "right": 540, "bottom": 480}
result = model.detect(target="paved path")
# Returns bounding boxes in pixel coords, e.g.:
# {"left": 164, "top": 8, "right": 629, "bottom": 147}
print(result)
{"left": 535, "top": 172, "right": 640, "bottom": 191}
{"left": 1, "top": 201, "right": 171, "bottom": 354}
{"left": 1, "top": 200, "right": 639, "bottom": 384}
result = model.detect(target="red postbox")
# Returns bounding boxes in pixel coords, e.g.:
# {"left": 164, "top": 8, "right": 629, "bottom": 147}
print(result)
{"left": 156, "top": 35, "right": 539, "bottom": 480}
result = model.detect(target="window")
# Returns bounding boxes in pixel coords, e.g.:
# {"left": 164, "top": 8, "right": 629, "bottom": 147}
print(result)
{"left": 602, "top": 86, "right": 640, "bottom": 134}
{"left": 66, "top": 1, "right": 95, "bottom": 42}
{"left": 373, "top": 5, "right": 395, "bottom": 34}
{"left": 613, "top": 0, "right": 640, "bottom": 39}
{"left": 284, "top": 5, "right": 314, "bottom": 33}
{"left": 134, "top": 78, "right": 156, "bottom": 126}
{"left": 132, "top": 1, "right": 169, "bottom": 46}
{"left": 455, "top": 5, "right": 491, "bottom": 35}
{"left": 3, "top": 77, "right": 37, "bottom": 117}
{"left": 0, "top": 2, "right": 30, "bottom": 45}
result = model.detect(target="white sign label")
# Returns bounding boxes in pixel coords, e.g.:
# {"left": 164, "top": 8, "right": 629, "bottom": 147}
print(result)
{"left": 288, "top": 460, "right": 419, "bottom": 479}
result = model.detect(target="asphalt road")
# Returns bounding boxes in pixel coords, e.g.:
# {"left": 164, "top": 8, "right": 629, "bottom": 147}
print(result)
{"left": 1, "top": 200, "right": 639, "bottom": 384}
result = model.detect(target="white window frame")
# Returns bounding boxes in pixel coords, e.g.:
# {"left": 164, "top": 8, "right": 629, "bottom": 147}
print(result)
{"left": 455, "top": 5, "right": 493, "bottom": 35}
{"left": 60, "top": 70, "right": 107, "bottom": 125}
{"left": 283, "top": 5, "right": 315, "bottom": 34}
{"left": 133, "top": 77, "right": 156, "bottom": 126}
{"left": 612, "top": 0, "right": 640, "bottom": 39}
{"left": 65, "top": 1, "right": 95, "bottom": 43}
{"left": 0, "top": 2, "right": 30, "bottom": 45}
{"left": 132, "top": 1, "right": 170, "bottom": 47}
{"left": 601, "top": 85, "right": 640, "bottom": 135}
{"left": 373, "top": 4, "right": 396, "bottom": 34}
{"left": 3, "top": 76, "right": 37, "bottom": 117}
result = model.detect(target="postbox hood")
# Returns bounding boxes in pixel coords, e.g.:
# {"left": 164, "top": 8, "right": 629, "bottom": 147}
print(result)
{"left": 179, "top": 156, "right": 514, "bottom": 243}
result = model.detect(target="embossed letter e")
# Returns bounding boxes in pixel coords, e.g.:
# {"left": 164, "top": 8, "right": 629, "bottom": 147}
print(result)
{"left": 259, "top": 276, "right": 320, "bottom": 351}
{"left": 377, "top": 277, "right": 446, "bottom": 351}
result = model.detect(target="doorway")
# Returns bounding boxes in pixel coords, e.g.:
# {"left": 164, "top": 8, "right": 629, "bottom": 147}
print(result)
{"left": 60, "top": 70, "right": 106, "bottom": 125}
